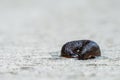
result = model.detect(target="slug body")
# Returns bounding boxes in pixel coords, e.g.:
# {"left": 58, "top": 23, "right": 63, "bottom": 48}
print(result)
{"left": 61, "top": 40, "right": 101, "bottom": 60}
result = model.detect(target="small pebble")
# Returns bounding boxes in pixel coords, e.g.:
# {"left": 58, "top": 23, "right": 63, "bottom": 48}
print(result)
{"left": 61, "top": 40, "right": 101, "bottom": 60}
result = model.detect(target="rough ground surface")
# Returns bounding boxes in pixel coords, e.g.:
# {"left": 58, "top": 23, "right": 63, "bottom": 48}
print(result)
{"left": 0, "top": 0, "right": 120, "bottom": 80}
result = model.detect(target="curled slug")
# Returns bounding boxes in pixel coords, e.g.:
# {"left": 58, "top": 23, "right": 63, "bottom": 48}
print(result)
{"left": 61, "top": 40, "right": 101, "bottom": 60}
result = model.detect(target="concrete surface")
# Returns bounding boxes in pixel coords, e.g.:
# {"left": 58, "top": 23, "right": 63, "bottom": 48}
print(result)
{"left": 0, "top": 0, "right": 120, "bottom": 80}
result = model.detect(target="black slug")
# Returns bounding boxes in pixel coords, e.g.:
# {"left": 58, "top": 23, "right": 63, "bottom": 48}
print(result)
{"left": 61, "top": 40, "right": 101, "bottom": 60}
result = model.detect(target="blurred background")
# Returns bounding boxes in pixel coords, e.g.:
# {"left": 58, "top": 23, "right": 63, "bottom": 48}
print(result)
{"left": 0, "top": 0, "right": 120, "bottom": 80}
